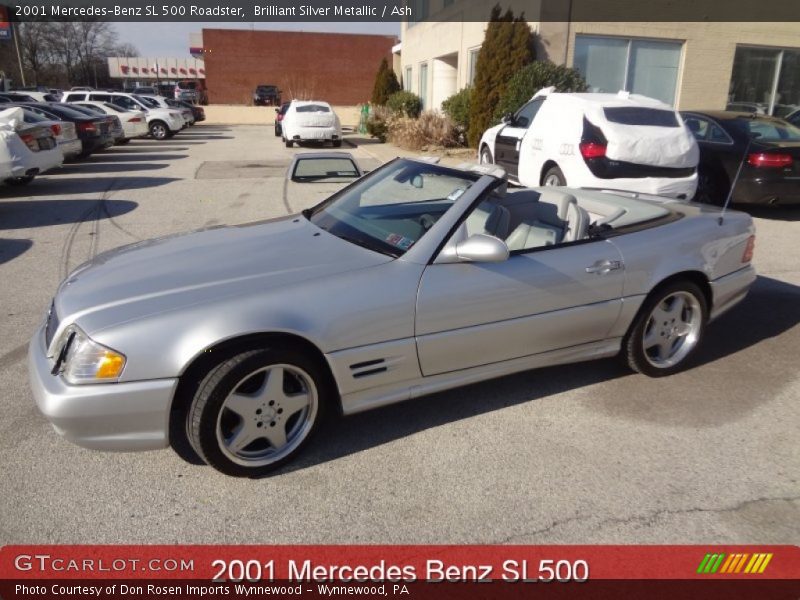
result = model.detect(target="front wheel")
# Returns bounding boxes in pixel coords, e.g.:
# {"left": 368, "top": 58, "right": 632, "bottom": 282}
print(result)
{"left": 187, "top": 348, "right": 329, "bottom": 477}
{"left": 542, "top": 165, "right": 566, "bottom": 186}
{"left": 623, "top": 281, "right": 707, "bottom": 377}
{"left": 479, "top": 146, "right": 493, "bottom": 165}
{"left": 149, "top": 120, "right": 168, "bottom": 140}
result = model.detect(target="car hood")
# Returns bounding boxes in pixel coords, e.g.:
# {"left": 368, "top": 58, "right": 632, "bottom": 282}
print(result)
{"left": 54, "top": 216, "right": 393, "bottom": 330}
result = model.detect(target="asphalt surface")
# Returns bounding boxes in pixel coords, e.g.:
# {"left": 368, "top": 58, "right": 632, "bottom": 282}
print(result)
{"left": 0, "top": 125, "right": 798, "bottom": 545}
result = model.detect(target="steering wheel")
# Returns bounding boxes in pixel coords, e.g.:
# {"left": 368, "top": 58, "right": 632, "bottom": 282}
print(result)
{"left": 418, "top": 214, "right": 436, "bottom": 232}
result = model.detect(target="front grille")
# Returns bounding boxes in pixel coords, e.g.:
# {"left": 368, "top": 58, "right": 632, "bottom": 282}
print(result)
{"left": 45, "top": 302, "right": 59, "bottom": 348}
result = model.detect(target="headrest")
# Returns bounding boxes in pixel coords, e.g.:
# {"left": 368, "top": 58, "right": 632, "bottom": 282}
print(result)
{"left": 538, "top": 190, "right": 577, "bottom": 220}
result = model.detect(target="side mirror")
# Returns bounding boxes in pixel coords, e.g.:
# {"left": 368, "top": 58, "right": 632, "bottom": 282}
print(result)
{"left": 455, "top": 234, "right": 509, "bottom": 263}
{"left": 501, "top": 112, "right": 514, "bottom": 125}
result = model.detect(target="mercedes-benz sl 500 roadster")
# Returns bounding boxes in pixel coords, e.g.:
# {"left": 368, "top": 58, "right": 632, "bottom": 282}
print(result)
{"left": 29, "top": 158, "right": 756, "bottom": 476}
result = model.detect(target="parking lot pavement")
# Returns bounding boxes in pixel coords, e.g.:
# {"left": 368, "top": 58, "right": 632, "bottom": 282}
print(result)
{"left": 0, "top": 125, "right": 797, "bottom": 545}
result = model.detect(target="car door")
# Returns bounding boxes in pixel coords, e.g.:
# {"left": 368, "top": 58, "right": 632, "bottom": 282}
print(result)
{"left": 494, "top": 98, "right": 545, "bottom": 179}
{"left": 415, "top": 232, "right": 625, "bottom": 377}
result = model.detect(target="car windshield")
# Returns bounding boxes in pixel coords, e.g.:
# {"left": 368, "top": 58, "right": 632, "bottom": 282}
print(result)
{"left": 307, "top": 159, "right": 479, "bottom": 257}
{"left": 291, "top": 156, "right": 360, "bottom": 182}
{"left": 101, "top": 102, "right": 126, "bottom": 113}
{"left": 257, "top": 86, "right": 277, "bottom": 92}
{"left": 135, "top": 96, "right": 160, "bottom": 108}
{"left": 43, "top": 104, "right": 95, "bottom": 120}
{"left": 736, "top": 118, "right": 800, "bottom": 142}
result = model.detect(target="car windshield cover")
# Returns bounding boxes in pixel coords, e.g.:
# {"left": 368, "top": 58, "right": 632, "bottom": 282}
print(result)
{"left": 307, "top": 159, "right": 479, "bottom": 257}
{"left": 738, "top": 118, "right": 800, "bottom": 142}
{"left": 296, "top": 104, "right": 331, "bottom": 113}
{"left": 292, "top": 156, "right": 360, "bottom": 182}
{"left": 603, "top": 107, "right": 679, "bottom": 127}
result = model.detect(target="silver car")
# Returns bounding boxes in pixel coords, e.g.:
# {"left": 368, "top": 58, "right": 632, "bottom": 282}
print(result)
{"left": 29, "top": 158, "right": 756, "bottom": 477}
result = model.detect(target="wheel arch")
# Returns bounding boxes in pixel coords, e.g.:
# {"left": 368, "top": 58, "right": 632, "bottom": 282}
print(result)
{"left": 540, "top": 159, "right": 559, "bottom": 185}
{"left": 627, "top": 271, "right": 713, "bottom": 336}
{"left": 168, "top": 331, "right": 341, "bottom": 451}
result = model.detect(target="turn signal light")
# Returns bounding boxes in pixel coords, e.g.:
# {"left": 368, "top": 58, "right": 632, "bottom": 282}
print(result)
{"left": 50, "top": 123, "right": 62, "bottom": 137}
{"left": 742, "top": 235, "right": 756, "bottom": 263}
{"left": 747, "top": 152, "right": 792, "bottom": 168}
{"left": 579, "top": 142, "right": 607, "bottom": 159}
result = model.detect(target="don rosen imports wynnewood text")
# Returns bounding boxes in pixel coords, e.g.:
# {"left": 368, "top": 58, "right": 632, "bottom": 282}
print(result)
{"left": 16, "top": 4, "right": 412, "bottom": 18}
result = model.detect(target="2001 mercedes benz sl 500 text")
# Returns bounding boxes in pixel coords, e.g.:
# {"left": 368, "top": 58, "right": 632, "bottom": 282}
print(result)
{"left": 29, "top": 158, "right": 756, "bottom": 476}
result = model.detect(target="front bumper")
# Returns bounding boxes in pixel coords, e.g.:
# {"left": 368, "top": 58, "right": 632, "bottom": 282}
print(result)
{"left": 709, "top": 265, "right": 757, "bottom": 321}
{"left": 28, "top": 324, "right": 177, "bottom": 451}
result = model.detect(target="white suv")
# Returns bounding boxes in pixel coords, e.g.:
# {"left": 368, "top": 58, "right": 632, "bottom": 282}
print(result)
{"left": 478, "top": 88, "right": 699, "bottom": 199}
{"left": 62, "top": 91, "right": 184, "bottom": 140}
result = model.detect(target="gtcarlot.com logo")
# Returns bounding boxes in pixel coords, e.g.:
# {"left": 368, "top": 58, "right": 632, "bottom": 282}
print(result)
{"left": 696, "top": 552, "right": 773, "bottom": 575}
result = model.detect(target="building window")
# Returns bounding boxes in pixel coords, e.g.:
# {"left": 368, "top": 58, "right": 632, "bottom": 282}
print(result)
{"left": 404, "top": 66, "right": 413, "bottom": 92}
{"left": 419, "top": 62, "right": 429, "bottom": 109}
{"left": 728, "top": 46, "right": 800, "bottom": 117}
{"left": 468, "top": 47, "right": 480, "bottom": 86}
{"left": 573, "top": 35, "right": 682, "bottom": 105}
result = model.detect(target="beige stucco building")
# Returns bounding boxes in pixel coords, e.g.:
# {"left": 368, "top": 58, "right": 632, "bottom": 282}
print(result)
{"left": 399, "top": 0, "right": 800, "bottom": 117}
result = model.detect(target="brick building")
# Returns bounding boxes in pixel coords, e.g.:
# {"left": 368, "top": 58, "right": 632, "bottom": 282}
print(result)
{"left": 201, "top": 29, "right": 398, "bottom": 105}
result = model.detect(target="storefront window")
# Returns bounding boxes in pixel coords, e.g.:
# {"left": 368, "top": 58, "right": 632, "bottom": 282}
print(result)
{"left": 574, "top": 35, "right": 682, "bottom": 105}
{"left": 728, "top": 46, "right": 800, "bottom": 116}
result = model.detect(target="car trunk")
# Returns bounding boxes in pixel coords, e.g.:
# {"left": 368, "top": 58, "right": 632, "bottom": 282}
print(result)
{"left": 294, "top": 108, "right": 335, "bottom": 128}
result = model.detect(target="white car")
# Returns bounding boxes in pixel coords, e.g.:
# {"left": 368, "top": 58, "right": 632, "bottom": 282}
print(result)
{"left": 478, "top": 88, "right": 699, "bottom": 199}
{"left": 0, "top": 107, "right": 62, "bottom": 185}
{"left": 72, "top": 101, "right": 149, "bottom": 141}
{"left": 137, "top": 95, "right": 194, "bottom": 127}
{"left": 62, "top": 91, "right": 184, "bottom": 140}
{"left": 281, "top": 100, "right": 342, "bottom": 148}
{"left": 18, "top": 107, "right": 82, "bottom": 159}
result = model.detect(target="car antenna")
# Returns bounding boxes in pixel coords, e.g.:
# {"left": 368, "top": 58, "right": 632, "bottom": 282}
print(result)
{"left": 718, "top": 130, "right": 756, "bottom": 225}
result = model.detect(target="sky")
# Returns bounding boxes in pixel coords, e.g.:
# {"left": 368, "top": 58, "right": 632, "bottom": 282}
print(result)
{"left": 114, "top": 22, "right": 401, "bottom": 57}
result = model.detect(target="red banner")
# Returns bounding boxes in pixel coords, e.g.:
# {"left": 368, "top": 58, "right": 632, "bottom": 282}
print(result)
{"left": 1, "top": 545, "right": 798, "bottom": 599}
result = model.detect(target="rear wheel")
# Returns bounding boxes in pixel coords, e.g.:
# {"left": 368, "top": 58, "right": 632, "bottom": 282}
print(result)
{"left": 5, "top": 175, "right": 34, "bottom": 186}
{"left": 149, "top": 120, "right": 168, "bottom": 140}
{"left": 479, "top": 146, "right": 493, "bottom": 165}
{"left": 543, "top": 165, "right": 566, "bottom": 186}
{"left": 694, "top": 167, "right": 728, "bottom": 205}
{"left": 623, "top": 281, "right": 707, "bottom": 377}
{"left": 187, "top": 348, "right": 329, "bottom": 477}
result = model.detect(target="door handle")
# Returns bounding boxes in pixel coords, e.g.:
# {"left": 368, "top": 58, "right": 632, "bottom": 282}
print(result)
{"left": 586, "top": 259, "right": 623, "bottom": 275}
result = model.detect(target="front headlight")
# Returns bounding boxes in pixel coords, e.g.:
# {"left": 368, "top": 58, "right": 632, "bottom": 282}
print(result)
{"left": 58, "top": 326, "right": 126, "bottom": 384}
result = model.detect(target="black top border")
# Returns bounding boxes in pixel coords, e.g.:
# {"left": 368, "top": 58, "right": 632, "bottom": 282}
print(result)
{"left": 3, "top": 0, "right": 800, "bottom": 23}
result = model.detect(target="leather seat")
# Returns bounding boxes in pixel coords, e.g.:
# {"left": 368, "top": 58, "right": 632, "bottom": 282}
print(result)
{"left": 505, "top": 190, "right": 589, "bottom": 251}
{"left": 465, "top": 202, "right": 511, "bottom": 239}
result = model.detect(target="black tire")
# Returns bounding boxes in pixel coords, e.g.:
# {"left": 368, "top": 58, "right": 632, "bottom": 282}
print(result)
{"left": 284, "top": 138, "right": 293, "bottom": 148}
{"left": 187, "top": 348, "right": 330, "bottom": 477}
{"left": 332, "top": 140, "right": 342, "bottom": 148}
{"left": 542, "top": 165, "right": 566, "bottom": 186}
{"left": 149, "top": 120, "right": 169, "bottom": 140}
{"left": 479, "top": 146, "right": 493, "bottom": 165}
{"left": 5, "top": 175, "right": 35, "bottom": 186}
{"left": 622, "top": 280, "right": 708, "bottom": 377}
{"left": 694, "top": 167, "right": 728, "bottom": 206}
{"left": 274, "top": 126, "right": 281, "bottom": 137}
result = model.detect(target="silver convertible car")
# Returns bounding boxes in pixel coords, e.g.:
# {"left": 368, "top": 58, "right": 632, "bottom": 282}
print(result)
{"left": 29, "top": 158, "right": 756, "bottom": 477}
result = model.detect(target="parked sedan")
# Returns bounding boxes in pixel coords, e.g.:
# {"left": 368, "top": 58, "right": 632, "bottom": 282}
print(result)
{"left": 166, "top": 98, "right": 205, "bottom": 123}
{"left": 65, "top": 103, "right": 125, "bottom": 145}
{"left": 0, "top": 107, "right": 62, "bottom": 185}
{"left": 682, "top": 110, "right": 800, "bottom": 205}
{"left": 29, "top": 158, "right": 756, "bottom": 477}
{"left": 15, "top": 106, "right": 82, "bottom": 160}
{"left": 72, "top": 101, "right": 148, "bottom": 142}
{"left": 281, "top": 100, "right": 342, "bottom": 148}
{"left": 13, "top": 102, "right": 114, "bottom": 158}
